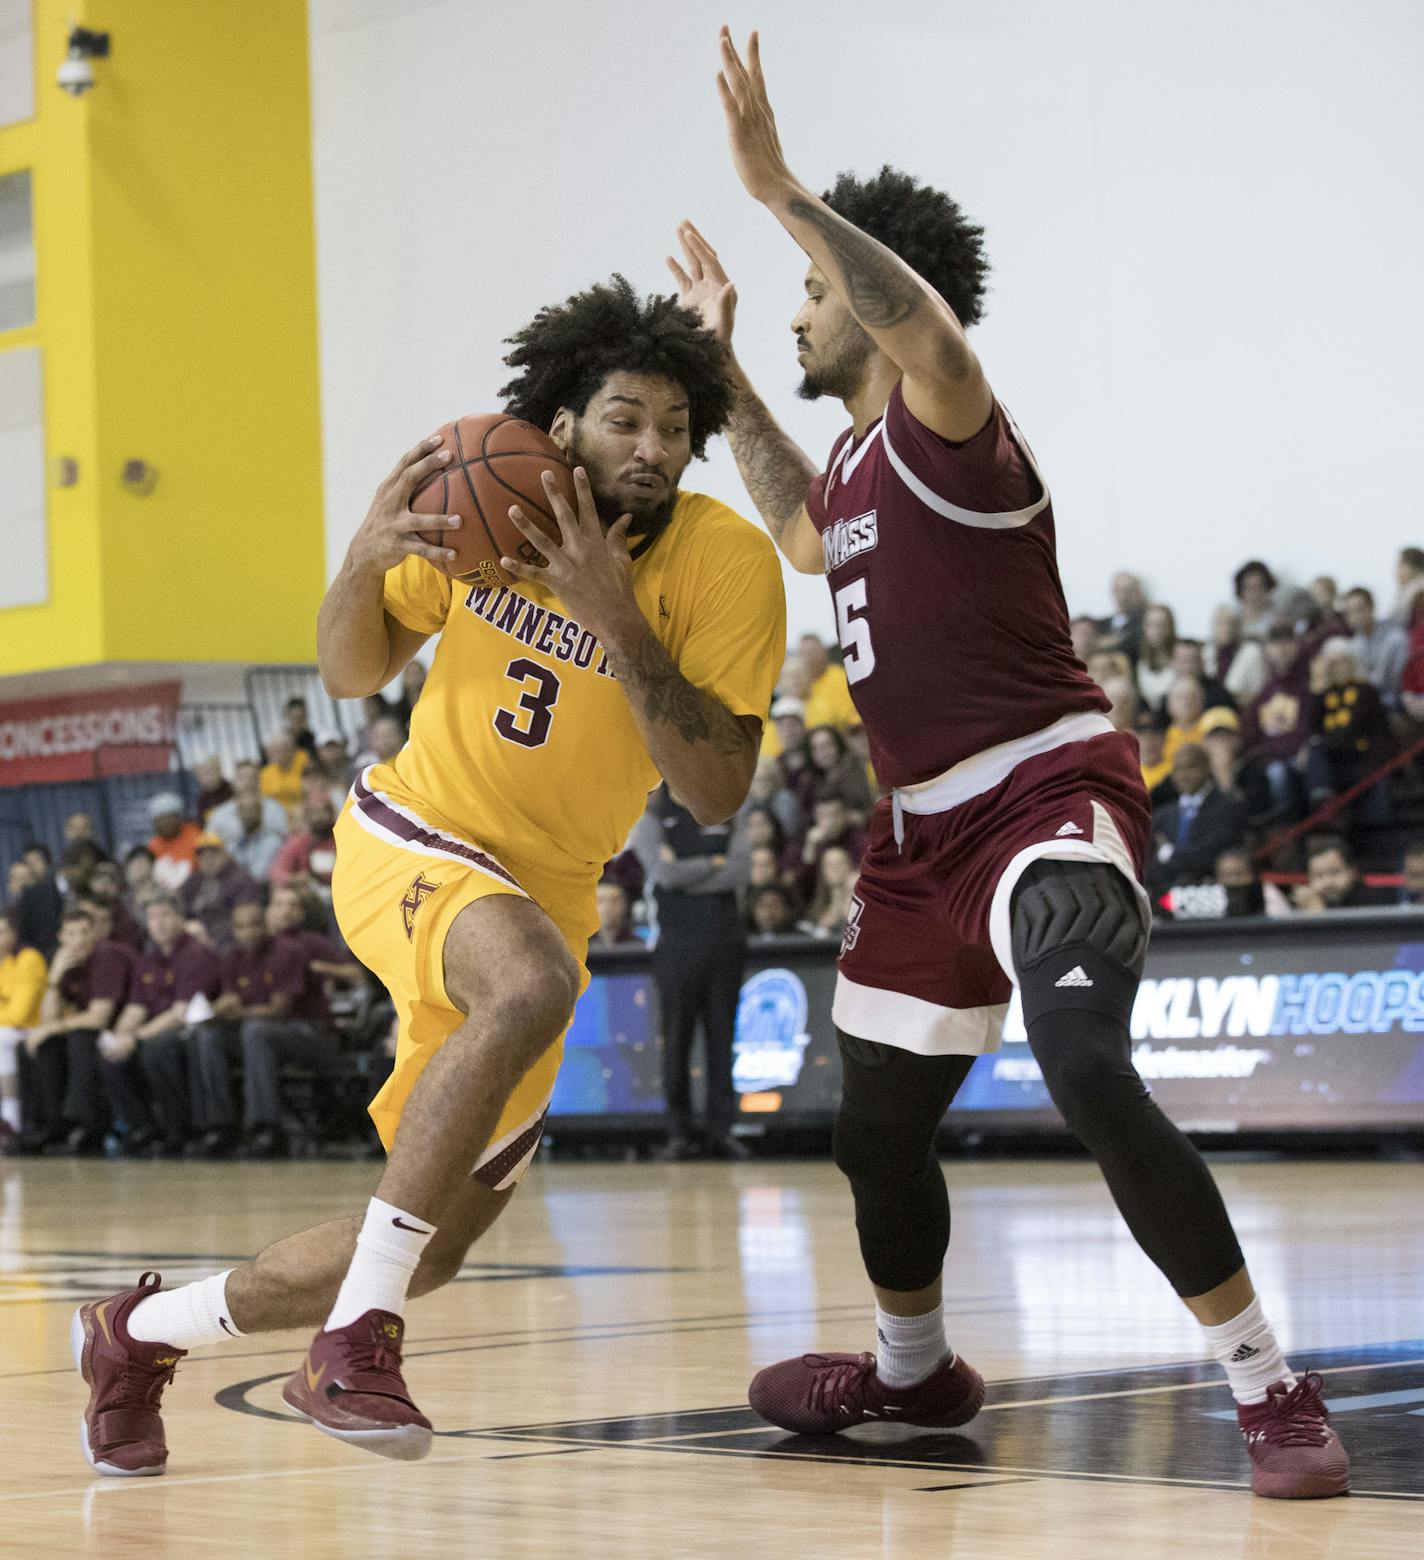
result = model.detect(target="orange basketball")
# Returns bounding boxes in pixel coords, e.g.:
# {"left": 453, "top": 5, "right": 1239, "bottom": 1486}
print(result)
{"left": 409, "top": 414, "right": 575, "bottom": 588}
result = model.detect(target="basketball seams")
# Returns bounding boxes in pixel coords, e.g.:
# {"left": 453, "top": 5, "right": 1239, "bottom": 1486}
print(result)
{"left": 452, "top": 418, "right": 504, "bottom": 566}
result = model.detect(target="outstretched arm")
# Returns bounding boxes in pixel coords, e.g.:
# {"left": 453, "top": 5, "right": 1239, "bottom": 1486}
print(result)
{"left": 667, "top": 223, "right": 823, "bottom": 575}
{"left": 716, "top": 29, "right": 993, "bottom": 443}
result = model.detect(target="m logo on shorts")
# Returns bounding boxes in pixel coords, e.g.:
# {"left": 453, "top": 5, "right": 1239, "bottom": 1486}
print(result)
{"left": 400, "top": 872, "right": 439, "bottom": 940}
{"left": 842, "top": 893, "right": 866, "bottom": 956}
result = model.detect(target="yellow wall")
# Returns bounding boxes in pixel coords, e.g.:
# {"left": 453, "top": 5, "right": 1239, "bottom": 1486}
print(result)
{"left": 0, "top": 0, "right": 324, "bottom": 676}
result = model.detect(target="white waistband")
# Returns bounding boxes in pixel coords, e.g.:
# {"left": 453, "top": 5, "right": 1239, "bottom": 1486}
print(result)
{"left": 895, "top": 711, "right": 1115, "bottom": 817}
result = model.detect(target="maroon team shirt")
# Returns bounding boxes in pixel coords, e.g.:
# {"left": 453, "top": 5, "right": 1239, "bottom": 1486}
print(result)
{"left": 132, "top": 933, "right": 222, "bottom": 1017}
{"left": 57, "top": 939, "right": 137, "bottom": 1012}
{"left": 286, "top": 930, "right": 343, "bottom": 1024}
{"left": 221, "top": 937, "right": 307, "bottom": 1016}
{"left": 806, "top": 384, "right": 1108, "bottom": 790}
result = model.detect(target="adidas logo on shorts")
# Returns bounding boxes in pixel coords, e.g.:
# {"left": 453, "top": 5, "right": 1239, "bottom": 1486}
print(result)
{"left": 1054, "top": 966, "right": 1094, "bottom": 989}
{"left": 1054, "top": 821, "right": 1084, "bottom": 837}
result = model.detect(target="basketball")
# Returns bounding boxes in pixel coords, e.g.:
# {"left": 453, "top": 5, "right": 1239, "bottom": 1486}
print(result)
{"left": 409, "top": 413, "right": 576, "bottom": 588}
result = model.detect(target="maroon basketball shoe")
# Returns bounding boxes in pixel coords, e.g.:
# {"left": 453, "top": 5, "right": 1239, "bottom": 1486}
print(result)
{"left": 749, "top": 1349, "right": 985, "bottom": 1435}
{"left": 70, "top": 1271, "right": 186, "bottom": 1476}
{"left": 1236, "top": 1373, "right": 1350, "bottom": 1498}
{"left": 282, "top": 1310, "right": 433, "bottom": 1461}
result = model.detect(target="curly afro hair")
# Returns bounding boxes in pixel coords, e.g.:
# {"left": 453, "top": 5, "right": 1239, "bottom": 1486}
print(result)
{"left": 822, "top": 166, "right": 990, "bottom": 328}
{"left": 500, "top": 276, "right": 733, "bottom": 459}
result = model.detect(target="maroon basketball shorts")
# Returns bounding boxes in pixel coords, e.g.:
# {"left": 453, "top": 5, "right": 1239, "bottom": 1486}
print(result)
{"left": 834, "top": 729, "right": 1152, "bottom": 1055}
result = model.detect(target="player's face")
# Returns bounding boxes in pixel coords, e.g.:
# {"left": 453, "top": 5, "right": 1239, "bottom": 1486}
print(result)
{"left": 557, "top": 374, "right": 691, "bottom": 533}
{"left": 792, "top": 267, "right": 874, "bottom": 403}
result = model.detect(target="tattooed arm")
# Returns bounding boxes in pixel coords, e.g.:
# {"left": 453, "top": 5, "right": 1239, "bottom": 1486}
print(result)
{"left": 668, "top": 222, "right": 824, "bottom": 574}
{"left": 717, "top": 28, "right": 993, "bottom": 442}
{"left": 600, "top": 607, "right": 761, "bottom": 825}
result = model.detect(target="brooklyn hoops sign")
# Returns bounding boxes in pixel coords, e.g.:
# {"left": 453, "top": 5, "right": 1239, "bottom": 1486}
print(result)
{"left": 0, "top": 681, "right": 182, "bottom": 785}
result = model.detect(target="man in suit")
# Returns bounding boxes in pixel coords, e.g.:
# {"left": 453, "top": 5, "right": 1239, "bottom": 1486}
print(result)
{"left": 1149, "top": 744, "right": 1248, "bottom": 897}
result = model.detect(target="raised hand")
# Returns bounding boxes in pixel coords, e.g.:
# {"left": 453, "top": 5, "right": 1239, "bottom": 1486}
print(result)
{"left": 666, "top": 221, "right": 738, "bottom": 346}
{"left": 503, "top": 467, "right": 638, "bottom": 639}
{"left": 716, "top": 28, "right": 796, "bottom": 205}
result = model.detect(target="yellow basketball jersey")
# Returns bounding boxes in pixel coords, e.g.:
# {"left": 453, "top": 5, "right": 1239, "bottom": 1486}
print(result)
{"left": 374, "top": 491, "right": 787, "bottom": 878}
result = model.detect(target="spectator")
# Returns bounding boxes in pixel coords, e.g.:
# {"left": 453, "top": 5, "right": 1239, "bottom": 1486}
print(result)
{"left": 1201, "top": 721, "right": 1271, "bottom": 822}
{"left": 1292, "top": 836, "right": 1393, "bottom": 914}
{"left": 1241, "top": 625, "right": 1314, "bottom": 820}
{"left": 742, "top": 805, "right": 787, "bottom": 864}
{"left": 1095, "top": 571, "right": 1148, "bottom": 662}
{"left": 83, "top": 861, "right": 144, "bottom": 949}
{"left": 209, "top": 759, "right": 291, "bottom": 842}
{"left": 269, "top": 787, "right": 340, "bottom": 901}
{"left": 1234, "top": 559, "right": 1279, "bottom": 638}
{"left": 1392, "top": 546, "right": 1424, "bottom": 627}
{"left": 805, "top": 723, "right": 874, "bottom": 818}
{"left": 284, "top": 696, "right": 318, "bottom": 758}
{"left": 807, "top": 845, "right": 858, "bottom": 938}
{"left": 601, "top": 847, "right": 647, "bottom": 908}
{"left": 0, "top": 909, "right": 45, "bottom": 1150}
{"left": 1398, "top": 839, "right": 1424, "bottom": 907}
{"left": 124, "top": 845, "right": 163, "bottom": 916}
{"left": 747, "top": 756, "right": 802, "bottom": 840}
{"left": 110, "top": 895, "right": 231, "bottom": 1157}
{"left": 192, "top": 756, "right": 235, "bottom": 820}
{"left": 1341, "top": 586, "right": 1407, "bottom": 708}
{"left": 767, "top": 694, "right": 809, "bottom": 773}
{"left": 1204, "top": 605, "right": 1268, "bottom": 705}
{"left": 1087, "top": 648, "right": 1133, "bottom": 688}
{"left": 1309, "top": 576, "right": 1339, "bottom": 618}
{"left": 354, "top": 713, "right": 407, "bottom": 772}
{"left": 63, "top": 812, "right": 99, "bottom": 846}
{"left": 748, "top": 884, "right": 808, "bottom": 939}
{"left": 796, "top": 633, "right": 858, "bottom": 731}
{"left": 1170, "top": 640, "right": 1234, "bottom": 712}
{"left": 1214, "top": 849, "right": 1291, "bottom": 919}
{"left": 1135, "top": 706, "right": 1175, "bottom": 803}
{"left": 180, "top": 835, "right": 262, "bottom": 950}
{"left": 1101, "top": 674, "right": 1139, "bottom": 734}
{"left": 213, "top": 792, "right": 288, "bottom": 883}
{"left": 260, "top": 733, "right": 310, "bottom": 818}
{"left": 23, "top": 903, "right": 150, "bottom": 1156}
{"left": 15, "top": 843, "right": 63, "bottom": 959}
{"left": 1305, "top": 643, "right": 1394, "bottom": 823}
{"left": 1134, "top": 604, "right": 1178, "bottom": 711}
{"left": 592, "top": 880, "right": 641, "bottom": 948}
{"left": 1162, "top": 676, "right": 1235, "bottom": 765}
{"left": 1070, "top": 615, "right": 1100, "bottom": 665}
{"left": 315, "top": 733, "right": 356, "bottom": 792}
{"left": 845, "top": 722, "right": 879, "bottom": 799}
{"left": 387, "top": 660, "right": 428, "bottom": 730}
{"left": 147, "top": 792, "right": 204, "bottom": 892}
{"left": 214, "top": 901, "right": 339, "bottom": 1157}
{"left": 1149, "top": 744, "right": 1249, "bottom": 894}
{"left": 749, "top": 844, "right": 782, "bottom": 890}
{"left": 6, "top": 859, "right": 33, "bottom": 905}
{"left": 59, "top": 838, "right": 105, "bottom": 899}
{"left": 1401, "top": 594, "right": 1424, "bottom": 722}
{"left": 794, "top": 792, "right": 867, "bottom": 901}
{"left": 13, "top": 907, "right": 86, "bottom": 1153}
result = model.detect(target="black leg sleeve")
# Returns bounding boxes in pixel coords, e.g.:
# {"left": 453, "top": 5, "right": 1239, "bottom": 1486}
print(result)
{"left": 832, "top": 1030, "right": 975, "bottom": 1293}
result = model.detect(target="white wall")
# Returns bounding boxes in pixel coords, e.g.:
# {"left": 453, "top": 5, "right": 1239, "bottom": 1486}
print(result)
{"left": 309, "top": 0, "right": 1424, "bottom": 643}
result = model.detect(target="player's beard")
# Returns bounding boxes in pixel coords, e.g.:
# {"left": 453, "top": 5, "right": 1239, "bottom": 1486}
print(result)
{"left": 796, "top": 319, "right": 876, "bottom": 403}
{"left": 567, "top": 433, "right": 682, "bottom": 551}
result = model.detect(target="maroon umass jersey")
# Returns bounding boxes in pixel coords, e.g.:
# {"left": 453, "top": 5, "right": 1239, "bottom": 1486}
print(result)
{"left": 806, "top": 383, "right": 1107, "bottom": 789}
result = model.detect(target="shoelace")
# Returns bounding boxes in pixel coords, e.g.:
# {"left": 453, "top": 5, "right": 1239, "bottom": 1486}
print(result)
{"left": 113, "top": 1356, "right": 177, "bottom": 1410}
{"left": 1251, "top": 1372, "right": 1332, "bottom": 1447}
{"left": 804, "top": 1353, "right": 874, "bottom": 1414}
{"left": 342, "top": 1330, "right": 409, "bottom": 1397}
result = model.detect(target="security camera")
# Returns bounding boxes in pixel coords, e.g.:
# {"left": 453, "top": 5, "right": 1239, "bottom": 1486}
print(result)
{"left": 56, "top": 26, "right": 109, "bottom": 97}
{"left": 56, "top": 53, "right": 96, "bottom": 96}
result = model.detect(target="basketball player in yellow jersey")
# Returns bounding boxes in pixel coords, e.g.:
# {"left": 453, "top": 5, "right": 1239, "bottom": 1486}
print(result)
{"left": 70, "top": 278, "right": 786, "bottom": 1474}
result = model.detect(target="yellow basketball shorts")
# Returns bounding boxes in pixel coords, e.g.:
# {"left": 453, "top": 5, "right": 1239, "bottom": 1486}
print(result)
{"left": 331, "top": 767, "right": 594, "bottom": 1189}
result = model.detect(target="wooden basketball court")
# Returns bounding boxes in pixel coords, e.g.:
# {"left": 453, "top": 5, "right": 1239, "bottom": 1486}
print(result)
{"left": 2, "top": 1155, "right": 1419, "bottom": 1556}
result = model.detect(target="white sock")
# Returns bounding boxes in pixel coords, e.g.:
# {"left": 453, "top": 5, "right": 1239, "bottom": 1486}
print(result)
{"left": 874, "top": 1303, "right": 950, "bottom": 1389}
{"left": 325, "top": 1197, "right": 435, "bottom": 1331}
{"left": 128, "top": 1270, "right": 241, "bottom": 1348}
{"left": 1201, "top": 1296, "right": 1296, "bottom": 1405}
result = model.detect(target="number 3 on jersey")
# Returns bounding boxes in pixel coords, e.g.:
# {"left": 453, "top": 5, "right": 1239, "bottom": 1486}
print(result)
{"left": 493, "top": 657, "right": 561, "bottom": 748}
{"left": 834, "top": 578, "right": 876, "bottom": 685}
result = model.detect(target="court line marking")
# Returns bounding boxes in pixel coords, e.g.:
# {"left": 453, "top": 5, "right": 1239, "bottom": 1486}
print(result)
{"left": 917, "top": 1477, "right": 1036, "bottom": 1493}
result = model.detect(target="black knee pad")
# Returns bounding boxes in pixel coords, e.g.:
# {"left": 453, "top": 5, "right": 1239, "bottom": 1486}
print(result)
{"left": 1011, "top": 860, "right": 1147, "bottom": 1028}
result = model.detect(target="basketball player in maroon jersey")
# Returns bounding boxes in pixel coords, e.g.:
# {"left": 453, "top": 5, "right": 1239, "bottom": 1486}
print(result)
{"left": 665, "top": 29, "right": 1348, "bottom": 1499}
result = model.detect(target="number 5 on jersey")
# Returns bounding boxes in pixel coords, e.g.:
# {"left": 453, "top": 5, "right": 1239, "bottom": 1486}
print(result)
{"left": 493, "top": 657, "right": 561, "bottom": 748}
{"left": 834, "top": 578, "right": 876, "bottom": 685}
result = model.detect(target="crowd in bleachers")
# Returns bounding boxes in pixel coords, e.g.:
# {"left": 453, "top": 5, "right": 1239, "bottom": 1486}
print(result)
{"left": 5, "top": 546, "right": 1424, "bottom": 1157}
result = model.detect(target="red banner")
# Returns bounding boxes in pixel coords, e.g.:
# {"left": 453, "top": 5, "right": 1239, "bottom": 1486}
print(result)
{"left": 0, "top": 681, "right": 182, "bottom": 786}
